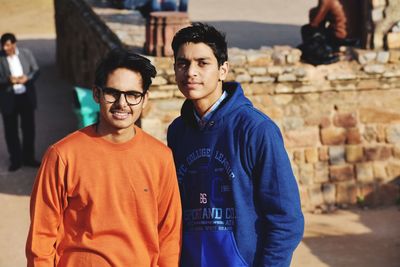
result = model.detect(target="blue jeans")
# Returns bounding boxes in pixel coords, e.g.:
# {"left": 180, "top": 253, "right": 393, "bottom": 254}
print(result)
{"left": 151, "top": 0, "right": 188, "bottom": 11}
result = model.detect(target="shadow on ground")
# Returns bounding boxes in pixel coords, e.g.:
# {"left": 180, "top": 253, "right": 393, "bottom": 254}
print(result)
{"left": 296, "top": 206, "right": 400, "bottom": 267}
{"left": 0, "top": 38, "right": 78, "bottom": 196}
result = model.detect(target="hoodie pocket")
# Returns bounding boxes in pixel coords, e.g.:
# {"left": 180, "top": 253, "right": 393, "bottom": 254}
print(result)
{"left": 181, "top": 231, "right": 248, "bottom": 267}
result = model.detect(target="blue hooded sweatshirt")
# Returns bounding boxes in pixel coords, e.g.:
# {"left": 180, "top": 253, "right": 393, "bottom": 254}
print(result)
{"left": 167, "top": 82, "right": 304, "bottom": 267}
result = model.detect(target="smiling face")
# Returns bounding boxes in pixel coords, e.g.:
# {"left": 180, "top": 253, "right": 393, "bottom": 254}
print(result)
{"left": 2, "top": 40, "right": 16, "bottom": 56}
{"left": 174, "top": 42, "right": 228, "bottom": 115}
{"left": 94, "top": 67, "right": 147, "bottom": 142}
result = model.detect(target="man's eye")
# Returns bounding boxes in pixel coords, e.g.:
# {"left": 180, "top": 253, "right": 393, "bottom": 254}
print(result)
{"left": 199, "top": 61, "right": 208, "bottom": 66}
{"left": 177, "top": 62, "right": 188, "bottom": 68}
{"left": 127, "top": 92, "right": 142, "bottom": 98}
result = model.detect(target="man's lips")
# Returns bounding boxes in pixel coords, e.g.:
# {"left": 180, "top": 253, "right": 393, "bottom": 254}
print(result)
{"left": 111, "top": 110, "right": 131, "bottom": 120}
{"left": 183, "top": 81, "right": 202, "bottom": 88}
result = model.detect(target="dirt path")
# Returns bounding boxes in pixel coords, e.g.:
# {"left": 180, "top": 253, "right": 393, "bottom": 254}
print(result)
{"left": 0, "top": 1, "right": 399, "bottom": 267}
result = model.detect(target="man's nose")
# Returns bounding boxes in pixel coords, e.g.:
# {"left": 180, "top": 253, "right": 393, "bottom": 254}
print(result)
{"left": 186, "top": 63, "right": 198, "bottom": 77}
{"left": 115, "top": 93, "right": 128, "bottom": 106}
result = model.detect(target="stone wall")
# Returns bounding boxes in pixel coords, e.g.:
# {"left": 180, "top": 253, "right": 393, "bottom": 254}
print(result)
{"left": 365, "top": 0, "right": 400, "bottom": 49}
{"left": 55, "top": 0, "right": 400, "bottom": 211}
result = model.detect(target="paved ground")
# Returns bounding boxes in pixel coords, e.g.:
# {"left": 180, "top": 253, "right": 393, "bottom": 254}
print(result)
{"left": 0, "top": 1, "right": 400, "bottom": 267}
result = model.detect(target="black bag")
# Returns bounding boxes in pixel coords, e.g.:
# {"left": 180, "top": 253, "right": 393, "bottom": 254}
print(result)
{"left": 298, "top": 24, "right": 339, "bottom": 65}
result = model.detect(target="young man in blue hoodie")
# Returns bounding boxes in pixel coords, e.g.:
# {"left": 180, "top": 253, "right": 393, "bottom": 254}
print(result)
{"left": 167, "top": 23, "right": 304, "bottom": 267}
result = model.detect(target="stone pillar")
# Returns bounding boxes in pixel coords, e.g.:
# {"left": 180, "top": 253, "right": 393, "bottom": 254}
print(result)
{"left": 145, "top": 11, "right": 190, "bottom": 57}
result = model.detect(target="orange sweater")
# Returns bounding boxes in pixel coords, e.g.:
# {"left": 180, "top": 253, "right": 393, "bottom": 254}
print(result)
{"left": 26, "top": 126, "right": 182, "bottom": 267}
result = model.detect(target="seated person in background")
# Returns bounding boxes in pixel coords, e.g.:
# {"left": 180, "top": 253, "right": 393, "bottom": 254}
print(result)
{"left": 299, "top": 0, "right": 358, "bottom": 65}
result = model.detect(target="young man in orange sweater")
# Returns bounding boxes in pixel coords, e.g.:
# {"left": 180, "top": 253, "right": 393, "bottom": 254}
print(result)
{"left": 26, "top": 49, "right": 182, "bottom": 266}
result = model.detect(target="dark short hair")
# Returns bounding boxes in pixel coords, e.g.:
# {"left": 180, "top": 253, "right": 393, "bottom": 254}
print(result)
{"left": 172, "top": 22, "right": 228, "bottom": 66}
{"left": 94, "top": 48, "right": 157, "bottom": 92}
{"left": 1, "top": 33, "right": 17, "bottom": 46}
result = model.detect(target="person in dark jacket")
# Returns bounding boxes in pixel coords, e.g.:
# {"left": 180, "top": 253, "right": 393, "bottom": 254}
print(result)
{"left": 167, "top": 23, "right": 304, "bottom": 267}
{"left": 0, "top": 33, "right": 40, "bottom": 171}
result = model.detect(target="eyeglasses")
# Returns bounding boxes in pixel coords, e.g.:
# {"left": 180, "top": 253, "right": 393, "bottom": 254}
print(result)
{"left": 97, "top": 86, "right": 145, "bottom": 106}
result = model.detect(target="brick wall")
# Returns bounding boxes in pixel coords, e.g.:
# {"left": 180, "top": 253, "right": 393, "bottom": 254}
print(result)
{"left": 55, "top": 0, "right": 400, "bottom": 211}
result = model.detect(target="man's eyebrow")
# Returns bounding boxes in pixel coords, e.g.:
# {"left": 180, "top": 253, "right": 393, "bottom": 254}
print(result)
{"left": 176, "top": 56, "right": 212, "bottom": 61}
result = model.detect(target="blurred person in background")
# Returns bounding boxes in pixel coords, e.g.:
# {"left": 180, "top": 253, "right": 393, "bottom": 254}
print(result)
{"left": 0, "top": 33, "right": 40, "bottom": 171}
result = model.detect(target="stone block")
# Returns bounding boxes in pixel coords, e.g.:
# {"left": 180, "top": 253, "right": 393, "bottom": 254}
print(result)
{"left": 148, "top": 90, "right": 174, "bottom": 99}
{"left": 236, "top": 73, "right": 252, "bottom": 83}
{"left": 271, "top": 51, "right": 287, "bottom": 65}
{"left": 305, "top": 115, "right": 331, "bottom": 128}
{"left": 252, "top": 76, "right": 276, "bottom": 83}
{"left": 346, "top": 145, "right": 364, "bottom": 163}
{"left": 330, "top": 145, "right": 346, "bottom": 165}
{"left": 248, "top": 67, "right": 267, "bottom": 76}
{"left": 354, "top": 49, "right": 377, "bottom": 64}
{"left": 346, "top": 128, "right": 362, "bottom": 144}
{"left": 376, "top": 124, "right": 387, "bottom": 142}
{"left": 394, "top": 145, "right": 400, "bottom": 159}
{"left": 248, "top": 83, "right": 275, "bottom": 95}
{"left": 357, "top": 79, "right": 381, "bottom": 90}
{"left": 329, "top": 164, "right": 354, "bottom": 182}
{"left": 389, "top": 49, "right": 400, "bottom": 63}
{"left": 376, "top": 51, "right": 390, "bottom": 63}
{"left": 229, "top": 55, "right": 247, "bottom": 66}
{"left": 386, "top": 161, "right": 400, "bottom": 179}
{"left": 294, "top": 67, "right": 307, "bottom": 78}
{"left": 372, "top": 7, "right": 385, "bottom": 22}
{"left": 356, "top": 163, "right": 374, "bottom": 182}
{"left": 152, "top": 76, "right": 168, "bottom": 86}
{"left": 327, "top": 72, "right": 357, "bottom": 81}
{"left": 321, "top": 183, "right": 336, "bottom": 205}
{"left": 314, "top": 162, "right": 329, "bottom": 183}
{"left": 373, "top": 162, "right": 388, "bottom": 182}
{"left": 386, "top": 124, "right": 400, "bottom": 143}
{"left": 299, "top": 163, "right": 314, "bottom": 186}
{"left": 277, "top": 73, "right": 297, "bottom": 82}
{"left": 282, "top": 117, "right": 304, "bottom": 131}
{"left": 363, "top": 64, "right": 385, "bottom": 74}
{"left": 293, "top": 150, "right": 305, "bottom": 164}
{"left": 321, "top": 127, "right": 347, "bottom": 145}
{"left": 274, "top": 84, "right": 294, "bottom": 94}
{"left": 371, "top": 0, "right": 386, "bottom": 7}
{"left": 305, "top": 148, "right": 319, "bottom": 163}
{"left": 333, "top": 112, "right": 357, "bottom": 128}
{"left": 299, "top": 185, "right": 312, "bottom": 211}
{"left": 387, "top": 32, "right": 400, "bottom": 49}
{"left": 247, "top": 53, "right": 272, "bottom": 66}
{"left": 336, "top": 181, "right": 358, "bottom": 204}
{"left": 383, "top": 69, "right": 400, "bottom": 78}
{"left": 359, "top": 107, "right": 400, "bottom": 123}
{"left": 319, "top": 147, "right": 329, "bottom": 161}
{"left": 267, "top": 66, "right": 284, "bottom": 76}
{"left": 273, "top": 95, "right": 293, "bottom": 105}
{"left": 284, "top": 127, "right": 320, "bottom": 148}
{"left": 308, "top": 185, "right": 324, "bottom": 207}
{"left": 364, "top": 146, "right": 392, "bottom": 161}
{"left": 287, "top": 49, "right": 302, "bottom": 64}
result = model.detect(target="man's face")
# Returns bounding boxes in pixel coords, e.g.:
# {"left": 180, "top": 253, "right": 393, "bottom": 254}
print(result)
{"left": 174, "top": 42, "right": 228, "bottom": 104}
{"left": 2, "top": 40, "right": 16, "bottom": 56}
{"left": 94, "top": 68, "right": 147, "bottom": 135}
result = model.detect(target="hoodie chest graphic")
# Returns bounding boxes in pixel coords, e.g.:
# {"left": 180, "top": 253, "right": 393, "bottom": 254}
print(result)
{"left": 177, "top": 147, "right": 237, "bottom": 231}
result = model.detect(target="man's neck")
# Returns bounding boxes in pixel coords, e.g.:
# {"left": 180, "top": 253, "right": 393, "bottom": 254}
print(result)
{"left": 95, "top": 123, "right": 136, "bottom": 144}
{"left": 192, "top": 85, "right": 223, "bottom": 118}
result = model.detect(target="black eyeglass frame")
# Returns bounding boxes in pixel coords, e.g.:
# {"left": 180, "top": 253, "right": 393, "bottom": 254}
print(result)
{"left": 96, "top": 86, "right": 146, "bottom": 106}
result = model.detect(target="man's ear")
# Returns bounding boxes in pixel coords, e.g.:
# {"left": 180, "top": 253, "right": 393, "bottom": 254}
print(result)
{"left": 93, "top": 86, "right": 100, "bottom": 103}
{"left": 142, "top": 91, "right": 149, "bottom": 109}
{"left": 219, "top": 61, "right": 229, "bottom": 81}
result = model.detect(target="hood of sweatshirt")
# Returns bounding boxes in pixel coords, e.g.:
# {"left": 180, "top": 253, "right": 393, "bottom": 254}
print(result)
{"left": 180, "top": 82, "right": 253, "bottom": 130}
